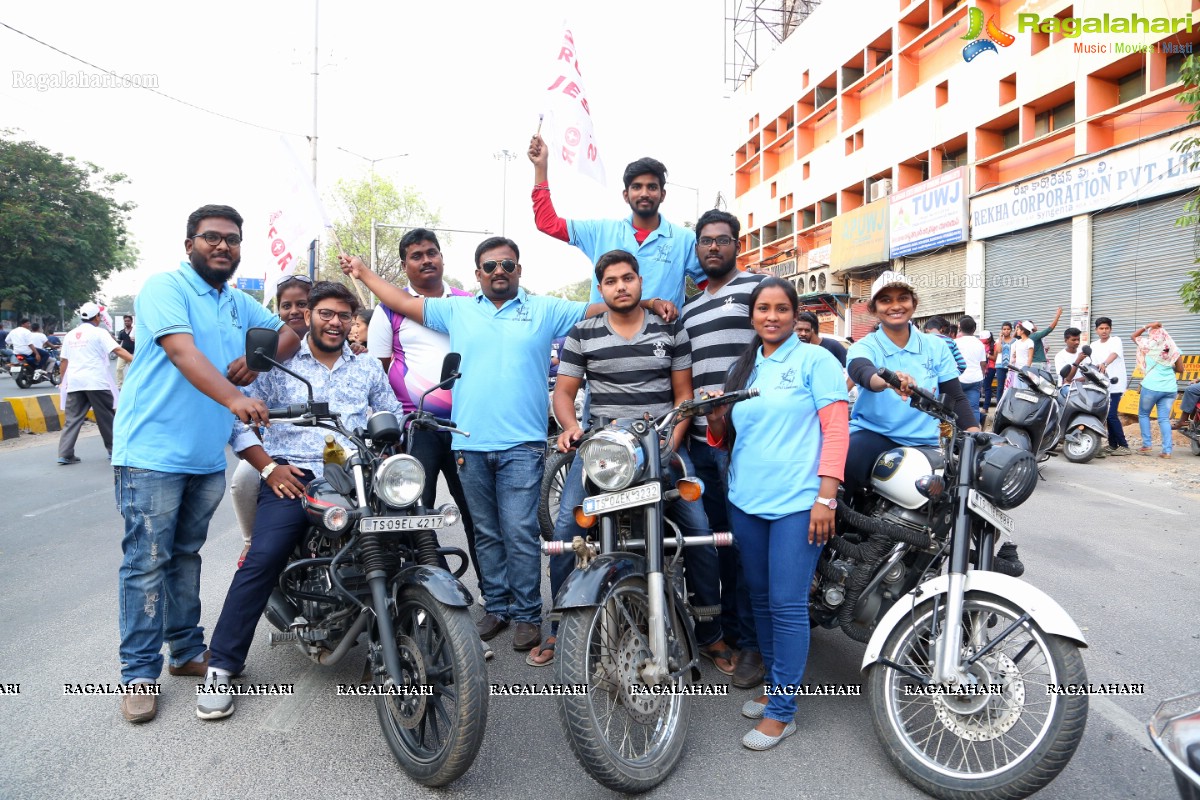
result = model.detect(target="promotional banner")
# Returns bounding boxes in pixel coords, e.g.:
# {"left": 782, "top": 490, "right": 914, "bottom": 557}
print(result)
{"left": 970, "top": 126, "right": 1200, "bottom": 239}
{"left": 262, "top": 138, "right": 330, "bottom": 306}
{"left": 831, "top": 198, "right": 890, "bottom": 271}
{"left": 543, "top": 26, "right": 606, "bottom": 186}
{"left": 890, "top": 167, "right": 968, "bottom": 257}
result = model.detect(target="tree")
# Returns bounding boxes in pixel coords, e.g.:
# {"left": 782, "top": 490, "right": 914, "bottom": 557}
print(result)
{"left": 548, "top": 278, "right": 590, "bottom": 302}
{"left": 106, "top": 293, "right": 137, "bottom": 315}
{"left": 1172, "top": 54, "right": 1200, "bottom": 313}
{"left": 321, "top": 174, "right": 441, "bottom": 297}
{"left": 0, "top": 132, "right": 137, "bottom": 319}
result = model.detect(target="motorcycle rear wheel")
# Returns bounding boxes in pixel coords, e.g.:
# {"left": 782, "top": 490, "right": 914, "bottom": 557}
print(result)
{"left": 1062, "top": 430, "right": 1101, "bottom": 463}
{"left": 539, "top": 449, "right": 573, "bottom": 542}
{"left": 14, "top": 373, "right": 30, "bottom": 389}
{"left": 374, "top": 586, "right": 487, "bottom": 787}
{"left": 556, "top": 576, "right": 690, "bottom": 793}
{"left": 867, "top": 592, "right": 1087, "bottom": 800}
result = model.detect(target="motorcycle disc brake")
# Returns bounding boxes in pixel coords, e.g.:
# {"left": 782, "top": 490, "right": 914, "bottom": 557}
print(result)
{"left": 616, "top": 627, "right": 663, "bottom": 725}
{"left": 386, "top": 633, "right": 428, "bottom": 729}
{"left": 934, "top": 650, "right": 1025, "bottom": 741}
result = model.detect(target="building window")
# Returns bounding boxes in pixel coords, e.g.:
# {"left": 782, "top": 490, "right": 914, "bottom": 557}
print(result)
{"left": 943, "top": 147, "right": 968, "bottom": 169}
{"left": 819, "top": 199, "right": 837, "bottom": 221}
{"left": 1033, "top": 100, "right": 1075, "bottom": 136}
{"left": 1167, "top": 53, "right": 1187, "bottom": 84}
{"left": 1001, "top": 125, "right": 1020, "bottom": 150}
{"left": 1118, "top": 69, "right": 1145, "bottom": 103}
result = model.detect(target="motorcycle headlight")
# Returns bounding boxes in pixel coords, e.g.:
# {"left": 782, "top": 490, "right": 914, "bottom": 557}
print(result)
{"left": 374, "top": 454, "right": 425, "bottom": 508}
{"left": 976, "top": 445, "right": 1037, "bottom": 510}
{"left": 577, "top": 429, "right": 644, "bottom": 492}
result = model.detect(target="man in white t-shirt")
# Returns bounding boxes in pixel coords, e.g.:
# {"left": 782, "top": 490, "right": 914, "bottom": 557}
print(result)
{"left": 1053, "top": 327, "right": 1093, "bottom": 388}
{"left": 1088, "top": 316, "right": 1131, "bottom": 455}
{"left": 955, "top": 316, "right": 988, "bottom": 425}
{"left": 7, "top": 319, "right": 42, "bottom": 369}
{"left": 57, "top": 303, "right": 132, "bottom": 464}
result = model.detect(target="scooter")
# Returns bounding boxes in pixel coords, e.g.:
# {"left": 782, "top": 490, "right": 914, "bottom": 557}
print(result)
{"left": 1054, "top": 346, "right": 1118, "bottom": 463}
{"left": 991, "top": 365, "right": 1061, "bottom": 462}
{"left": 1148, "top": 692, "right": 1200, "bottom": 799}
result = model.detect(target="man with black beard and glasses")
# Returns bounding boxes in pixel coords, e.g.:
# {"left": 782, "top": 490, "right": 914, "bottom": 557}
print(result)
{"left": 198, "top": 282, "right": 400, "bottom": 720}
{"left": 528, "top": 135, "right": 705, "bottom": 317}
{"left": 679, "top": 209, "right": 766, "bottom": 688}
{"left": 111, "top": 205, "right": 301, "bottom": 724}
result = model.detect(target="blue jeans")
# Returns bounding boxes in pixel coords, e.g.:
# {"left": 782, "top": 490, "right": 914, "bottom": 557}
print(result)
{"left": 1106, "top": 393, "right": 1128, "bottom": 447}
{"left": 210, "top": 468, "right": 314, "bottom": 674}
{"left": 115, "top": 467, "right": 226, "bottom": 683}
{"left": 688, "top": 437, "right": 757, "bottom": 652}
{"left": 729, "top": 504, "right": 823, "bottom": 723}
{"left": 960, "top": 381, "right": 982, "bottom": 426}
{"left": 981, "top": 367, "right": 997, "bottom": 410}
{"left": 1138, "top": 389, "right": 1175, "bottom": 454}
{"left": 457, "top": 444, "right": 545, "bottom": 624}
{"left": 1181, "top": 383, "right": 1200, "bottom": 415}
{"left": 993, "top": 367, "right": 1009, "bottom": 409}
{"left": 549, "top": 447, "right": 723, "bottom": 647}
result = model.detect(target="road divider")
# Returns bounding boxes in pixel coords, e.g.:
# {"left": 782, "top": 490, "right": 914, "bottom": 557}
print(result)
{"left": 1, "top": 394, "right": 94, "bottom": 440}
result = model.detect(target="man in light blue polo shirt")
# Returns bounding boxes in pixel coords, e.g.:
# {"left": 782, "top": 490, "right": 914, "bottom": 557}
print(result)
{"left": 111, "top": 204, "right": 300, "bottom": 724}
{"left": 528, "top": 135, "right": 705, "bottom": 314}
{"left": 341, "top": 238, "right": 608, "bottom": 652}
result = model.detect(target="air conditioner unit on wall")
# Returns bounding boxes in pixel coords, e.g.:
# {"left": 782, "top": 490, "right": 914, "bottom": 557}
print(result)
{"left": 869, "top": 179, "right": 893, "bottom": 203}
{"left": 803, "top": 266, "right": 834, "bottom": 295}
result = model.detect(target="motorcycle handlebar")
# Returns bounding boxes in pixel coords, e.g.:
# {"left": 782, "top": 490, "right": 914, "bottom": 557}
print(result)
{"left": 268, "top": 404, "right": 309, "bottom": 419}
{"left": 678, "top": 388, "right": 760, "bottom": 418}
{"left": 876, "top": 368, "right": 956, "bottom": 424}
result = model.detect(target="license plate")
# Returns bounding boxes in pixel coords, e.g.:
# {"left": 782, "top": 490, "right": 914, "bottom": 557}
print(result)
{"left": 1015, "top": 390, "right": 1040, "bottom": 403}
{"left": 360, "top": 515, "right": 445, "bottom": 532}
{"left": 968, "top": 490, "right": 1015, "bottom": 537}
{"left": 583, "top": 483, "right": 662, "bottom": 516}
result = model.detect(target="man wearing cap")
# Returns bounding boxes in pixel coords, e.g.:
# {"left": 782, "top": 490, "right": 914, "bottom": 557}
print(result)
{"left": 57, "top": 302, "right": 132, "bottom": 465}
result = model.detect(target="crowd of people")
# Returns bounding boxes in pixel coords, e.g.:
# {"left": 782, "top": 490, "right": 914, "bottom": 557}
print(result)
{"left": 44, "top": 144, "right": 1183, "bottom": 749}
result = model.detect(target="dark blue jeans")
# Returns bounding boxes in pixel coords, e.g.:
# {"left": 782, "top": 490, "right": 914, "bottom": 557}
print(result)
{"left": 210, "top": 467, "right": 314, "bottom": 674}
{"left": 960, "top": 381, "right": 983, "bottom": 426}
{"left": 458, "top": 444, "right": 545, "bottom": 625}
{"left": 992, "top": 367, "right": 1010, "bottom": 409}
{"left": 1106, "top": 393, "right": 1129, "bottom": 447}
{"left": 549, "top": 447, "right": 723, "bottom": 647}
{"left": 981, "top": 367, "right": 997, "bottom": 410}
{"left": 729, "top": 505, "right": 823, "bottom": 723}
{"left": 688, "top": 437, "right": 757, "bottom": 652}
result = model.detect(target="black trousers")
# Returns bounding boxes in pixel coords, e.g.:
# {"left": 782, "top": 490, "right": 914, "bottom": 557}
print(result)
{"left": 58, "top": 389, "right": 116, "bottom": 458}
{"left": 408, "top": 428, "right": 480, "bottom": 584}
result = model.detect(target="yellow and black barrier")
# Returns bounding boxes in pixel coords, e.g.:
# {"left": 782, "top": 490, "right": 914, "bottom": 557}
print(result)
{"left": 1, "top": 394, "right": 95, "bottom": 440}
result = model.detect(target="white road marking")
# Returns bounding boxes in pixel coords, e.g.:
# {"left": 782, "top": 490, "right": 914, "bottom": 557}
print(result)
{"left": 1059, "top": 481, "right": 1183, "bottom": 516}
{"left": 257, "top": 663, "right": 326, "bottom": 733}
{"left": 1091, "top": 697, "right": 1154, "bottom": 751}
{"left": 22, "top": 488, "right": 109, "bottom": 517}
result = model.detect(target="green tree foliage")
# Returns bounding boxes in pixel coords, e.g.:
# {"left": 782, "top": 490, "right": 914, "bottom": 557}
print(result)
{"left": 0, "top": 132, "right": 137, "bottom": 320}
{"left": 321, "top": 174, "right": 441, "bottom": 294}
{"left": 1171, "top": 55, "right": 1200, "bottom": 313}
{"left": 547, "top": 278, "right": 590, "bottom": 302}
{"left": 106, "top": 293, "right": 137, "bottom": 316}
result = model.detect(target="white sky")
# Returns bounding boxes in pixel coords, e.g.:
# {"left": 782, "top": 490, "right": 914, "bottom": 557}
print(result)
{"left": 1, "top": 0, "right": 737, "bottom": 301}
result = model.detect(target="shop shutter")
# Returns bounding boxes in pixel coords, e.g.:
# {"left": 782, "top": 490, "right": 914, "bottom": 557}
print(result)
{"left": 983, "top": 220, "right": 1073, "bottom": 364}
{"left": 900, "top": 245, "right": 967, "bottom": 318}
{"left": 1092, "top": 192, "right": 1200, "bottom": 355}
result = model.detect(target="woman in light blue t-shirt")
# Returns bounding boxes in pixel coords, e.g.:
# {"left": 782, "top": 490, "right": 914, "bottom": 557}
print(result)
{"left": 1132, "top": 321, "right": 1182, "bottom": 458}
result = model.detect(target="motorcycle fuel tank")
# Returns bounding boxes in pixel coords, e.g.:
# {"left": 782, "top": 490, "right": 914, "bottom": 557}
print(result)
{"left": 870, "top": 447, "right": 944, "bottom": 510}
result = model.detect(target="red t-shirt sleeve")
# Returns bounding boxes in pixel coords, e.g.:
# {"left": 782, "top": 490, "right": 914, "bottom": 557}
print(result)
{"left": 817, "top": 401, "right": 849, "bottom": 481}
{"left": 532, "top": 184, "right": 570, "bottom": 242}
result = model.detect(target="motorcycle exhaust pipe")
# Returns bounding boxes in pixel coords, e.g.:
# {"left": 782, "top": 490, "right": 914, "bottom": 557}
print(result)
{"left": 265, "top": 590, "right": 300, "bottom": 632}
{"left": 316, "top": 609, "right": 371, "bottom": 666}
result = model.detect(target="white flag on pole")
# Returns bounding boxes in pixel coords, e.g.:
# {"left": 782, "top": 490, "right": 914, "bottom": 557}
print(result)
{"left": 543, "top": 26, "right": 606, "bottom": 186}
{"left": 262, "top": 137, "right": 330, "bottom": 306}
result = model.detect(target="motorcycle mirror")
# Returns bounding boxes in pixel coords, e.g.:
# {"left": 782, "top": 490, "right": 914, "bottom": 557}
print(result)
{"left": 1081, "top": 344, "right": 1092, "bottom": 356}
{"left": 1111, "top": 376, "right": 1119, "bottom": 385}
{"left": 1060, "top": 365, "right": 1073, "bottom": 378}
{"left": 245, "top": 327, "right": 280, "bottom": 372}
{"left": 439, "top": 353, "right": 462, "bottom": 386}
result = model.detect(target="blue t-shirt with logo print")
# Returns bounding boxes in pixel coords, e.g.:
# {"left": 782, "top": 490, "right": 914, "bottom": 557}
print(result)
{"left": 422, "top": 288, "right": 588, "bottom": 451}
{"left": 568, "top": 216, "right": 706, "bottom": 310}
{"left": 847, "top": 324, "right": 960, "bottom": 447}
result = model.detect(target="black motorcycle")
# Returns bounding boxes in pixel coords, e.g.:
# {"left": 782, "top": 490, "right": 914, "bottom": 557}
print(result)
{"left": 245, "top": 328, "right": 487, "bottom": 787}
{"left": 992, "top": 365, "right": 1062, "bottom": 461}
{"left": 541, "top": 389, "right": 754, "bottom": 793}
{"left": 808, "top": 368, "right": 1088, "bottom": 800}
{"left": 9, "top": 351, "right": 60, "bottom": 389}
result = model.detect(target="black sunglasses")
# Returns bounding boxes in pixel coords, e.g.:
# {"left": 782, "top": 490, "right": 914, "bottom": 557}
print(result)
{"left": 279, "top": 275, "right": 313, "bottom": 285}
{"left": 480, "top": 259, "right": 517, "bottom": 274}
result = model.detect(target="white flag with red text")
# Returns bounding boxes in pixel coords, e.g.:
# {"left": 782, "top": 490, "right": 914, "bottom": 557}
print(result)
{"left": 543, "top": 26, "right": 606, "bottom": 186}
{"left": 262, "top": 138, "right": 329, "bottom": 306}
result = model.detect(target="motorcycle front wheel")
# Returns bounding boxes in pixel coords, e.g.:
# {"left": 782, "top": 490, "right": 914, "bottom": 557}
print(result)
{"left": 867, "top": 592, "right": 1087, "bottom": 800}
{"left": 556, "top": 576, "right": 690, "bottom": 793}
{"left": 49, "top": 364, "right": 61, "bottom": 386}
{"left": 539, "top": 449, "right": 573, "bottom": 542}
{"left": 1062, "top": 429, "right": 1101, "bottom": 463}
{"left": 374, "top": 586, "right": 487, "bottom": 787}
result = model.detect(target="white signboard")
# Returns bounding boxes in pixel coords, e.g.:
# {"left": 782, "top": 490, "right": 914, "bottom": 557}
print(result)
{"left": 890, "top": 167, "right": 968, "bottom": 256}
{"left": 970, "top": 128, "right": 1200, "bottom": 239}
{"left": 806, "top": 243, "right": 831, "bottom": 269}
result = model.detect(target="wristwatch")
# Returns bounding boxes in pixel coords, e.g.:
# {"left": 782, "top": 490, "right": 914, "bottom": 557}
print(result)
{"left": 815, "top": 496, "right": 838, "bottom": 510}
{"left": 260, "top": 462, "right": 277, "bottom": 480}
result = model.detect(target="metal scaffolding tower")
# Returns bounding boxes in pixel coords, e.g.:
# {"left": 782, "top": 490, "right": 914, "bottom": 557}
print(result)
{"left": 725, "top": 0, "right": 821, "bottom": 90}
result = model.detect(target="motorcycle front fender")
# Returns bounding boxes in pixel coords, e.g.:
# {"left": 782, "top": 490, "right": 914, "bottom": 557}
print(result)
{"left": 861, "top": 570, "right": 1088, "bottom": 671}
{"left": 1001, "top": 427, "right": 1032, "bottom": 451}
{"left": 1065, "top": 414, "right": 1107, "bottom": 437}
{"left": 554, "top": 552, "right": 646, "bottom": 610}
{"left": 394, "top": 564, "right": 473, "bottom": 608}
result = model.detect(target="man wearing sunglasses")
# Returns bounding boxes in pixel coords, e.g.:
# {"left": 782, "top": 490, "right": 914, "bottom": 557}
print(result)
{"left": 341, "top": 239, "right": 613, "bottom": 652}
{"left": 112, "top": 204, "right": 302, "bottom": 724}
{"left": 528, "top": 135, "right": 705, "bottom": 318}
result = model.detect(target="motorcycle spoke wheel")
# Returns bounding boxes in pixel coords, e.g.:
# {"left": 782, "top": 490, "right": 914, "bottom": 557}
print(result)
{"left": 555, "top": 577, "right": 690, "bottom": 793}
{"left": 868, "top": 592, "right": 1087, "bottom": 800}
{"left": 539, "top": 450, "right": 573, "bottom": 541}
{"left": 374, "top": 587, "right": 487, "bottom": 787}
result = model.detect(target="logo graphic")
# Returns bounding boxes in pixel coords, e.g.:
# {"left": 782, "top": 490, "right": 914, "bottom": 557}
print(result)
{"left": 653, "top": 340, "right": 667, "bottom": 359}
{"left": 513, "top": 305, "right": 532, "bottom": 322}
{"left": 778, "top": 368, "right": 796, "bottom": 389}
{"left": 961, "top": 6, "right": 1015, "bottom": 61}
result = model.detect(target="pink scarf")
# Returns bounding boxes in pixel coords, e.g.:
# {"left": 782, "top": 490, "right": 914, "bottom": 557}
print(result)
{"left": 1135, "top": 327, "right": 1181, "bottom": 374}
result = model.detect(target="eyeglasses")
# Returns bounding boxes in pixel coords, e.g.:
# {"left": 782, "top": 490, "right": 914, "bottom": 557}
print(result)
{"left": 191, "top": 232, "right": 243, "bottom": 247}
{"left": 698, "top": 236, "right": 735, "bottom": 247}
{"left": 279, "top": 275, "right": 313, "bottom": 285}
{"left": 480, "top": 259, "right": 518, "bottom": 274}
{"left": 314, "top": 308, "right": 353, "bottom": 323}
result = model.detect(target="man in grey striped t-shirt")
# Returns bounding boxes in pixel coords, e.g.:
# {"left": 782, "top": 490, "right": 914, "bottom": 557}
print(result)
{"left": 530, "top": 249, "right": 729, "bottom": 671}
{"left": 679, "top": 209, "right": 765, "bottom": 688}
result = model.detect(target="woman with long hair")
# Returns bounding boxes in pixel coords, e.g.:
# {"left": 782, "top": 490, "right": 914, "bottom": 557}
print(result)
{"left": 705, "top": 277, "right": 849, "bottom": 750}
{"left": 1131, "top": 320, "right": 1182, "bottom": 458}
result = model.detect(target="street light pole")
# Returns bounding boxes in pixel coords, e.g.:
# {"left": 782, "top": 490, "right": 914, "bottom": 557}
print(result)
{"left": 337, "top": 147, "right": 409, "bottom": 177}
{"left": 672, "top": 182, "right": 701, "bottom": 225}
{"left": 494, "top": 149, "right": 517, "bottom": 236}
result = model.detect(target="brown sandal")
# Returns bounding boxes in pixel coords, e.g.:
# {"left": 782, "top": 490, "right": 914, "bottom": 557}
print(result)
{"left": 700, "top": 645, "right": 737, "bottom": 676}
{"left": 526, "top": 636, "right": 556, "bottom": 667}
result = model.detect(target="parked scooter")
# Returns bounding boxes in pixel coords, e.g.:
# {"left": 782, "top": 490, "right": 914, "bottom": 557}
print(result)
{"left": 1148, "top": 692, "right": 1200, "bottom": 799}
{"left": 992, "top": 366, "right": 1061, "bottom": 461}
{"left": 1054, "top": 346, "right": 1118, "bottom": 463}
